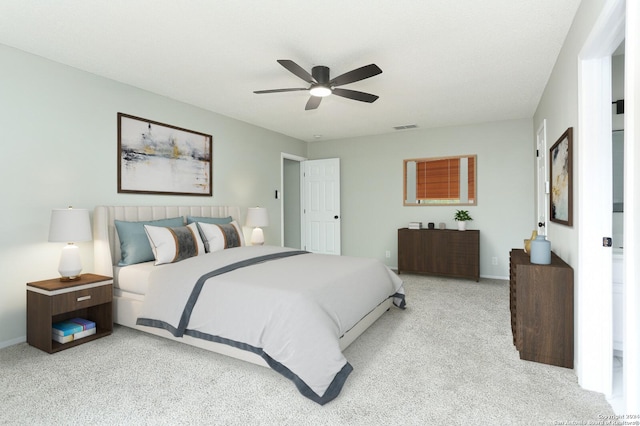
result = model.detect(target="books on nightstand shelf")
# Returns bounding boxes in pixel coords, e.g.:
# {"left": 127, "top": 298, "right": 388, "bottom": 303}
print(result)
{"left": 52, "top": 318, "right": 96, "bottom": 344}
{"left": 408, "top": 222, "right": 422, "bottom": 229}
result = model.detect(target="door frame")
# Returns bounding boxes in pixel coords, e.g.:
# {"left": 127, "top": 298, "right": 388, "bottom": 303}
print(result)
{"left": 536, "top": 119, "right": 548, "bottom": 235}
{"left": 577, "top": 0, "right": 640, "bottom": 414}
{"left": 577, "top": 0, "right": 622, "bottom": 397}
{"left": 622, "top": 0, "right": 640, "bottom": 412}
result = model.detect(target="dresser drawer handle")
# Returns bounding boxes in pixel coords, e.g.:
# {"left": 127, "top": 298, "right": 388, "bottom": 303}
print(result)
{"left": 77, "top": 295, "right": 91, "bottom": 302}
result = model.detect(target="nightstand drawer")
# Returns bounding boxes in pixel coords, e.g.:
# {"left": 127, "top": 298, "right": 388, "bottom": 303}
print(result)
{"left": 51, "top": 284, "right": 112, "bottom": 315}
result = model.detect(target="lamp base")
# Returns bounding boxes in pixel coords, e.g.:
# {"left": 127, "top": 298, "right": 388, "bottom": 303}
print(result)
{"left": 59, "top": 275, "right": 82, "bottom": 282}
{"left": 250, "top": 228, "right": 265, "bottom": 246}
{"left": 58, "top": 244, "right": 83, "bottom": 281}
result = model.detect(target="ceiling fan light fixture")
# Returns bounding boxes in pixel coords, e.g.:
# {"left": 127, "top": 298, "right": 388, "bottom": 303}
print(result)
{"left": 254, "top": 60, "right": 382, "bottom": 109}
{"left": 309, "top": 85, "right": 332, "bottom": 97}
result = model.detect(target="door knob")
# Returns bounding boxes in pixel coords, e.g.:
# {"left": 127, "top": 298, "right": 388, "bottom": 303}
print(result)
{"left": 538, "top": 222, "right": 545, "bottom": 227}
{"left": 334, "top": 215, "right": 339, "bottom": 219}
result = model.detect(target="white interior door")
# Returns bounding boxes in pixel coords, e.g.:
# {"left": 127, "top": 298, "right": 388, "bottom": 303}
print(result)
{"left": 537, "top": 119, "right": 549, "bottom": 235}
{"left": 301, "top": 158, "right": 341, "bottom": 255}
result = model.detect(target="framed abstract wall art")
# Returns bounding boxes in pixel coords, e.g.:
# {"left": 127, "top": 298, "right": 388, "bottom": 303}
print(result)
{"left": 117, "top": 113, "right": 212, "bottom": 196}
{"left": 549, "top": 127, "right": 573, "bottom": 226}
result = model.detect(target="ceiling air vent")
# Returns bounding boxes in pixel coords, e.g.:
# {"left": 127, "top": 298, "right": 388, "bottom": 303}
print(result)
{"left": 393, "top": 124, "right": 418, "bottom": 130}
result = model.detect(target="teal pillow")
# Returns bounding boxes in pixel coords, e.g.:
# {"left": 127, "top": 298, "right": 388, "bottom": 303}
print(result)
{"left": 186, "top": 216, "right": 232, "bottom": 225}
{"left": 115, "top": 217, "right": 184, "bottom": 265}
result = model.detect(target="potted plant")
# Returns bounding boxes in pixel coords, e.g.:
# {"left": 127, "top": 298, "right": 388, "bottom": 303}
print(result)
{"left": 454, "top": 210, "right": 473, "bottom": 231}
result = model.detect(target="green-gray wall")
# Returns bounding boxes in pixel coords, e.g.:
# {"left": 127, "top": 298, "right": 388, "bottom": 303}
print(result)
{"left": 0, "top": 42, "right": 536, "bottom": 347}
{"left": 0, "top": 44, "right": 306, "bottom": 345}
{"left": 307, "top": 118, "right": 535, "bottom": 275}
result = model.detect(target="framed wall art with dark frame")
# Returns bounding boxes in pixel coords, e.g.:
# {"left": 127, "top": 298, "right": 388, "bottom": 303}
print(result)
{"left": 117, "top": 113, "right": 213, "bottom": 196}
{"left": 549, "top": 127, "right": 573, "bottom": 226}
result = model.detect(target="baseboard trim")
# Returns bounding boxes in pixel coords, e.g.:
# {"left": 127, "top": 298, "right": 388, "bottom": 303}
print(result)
{"left": 0, "top": 335, "right": 26, "bottom": 350}
{"left": 392, "top": 271, "right": 509, "bottom": 281}
{"left": 481, "top": 274, "right": 509, "bottom": 281}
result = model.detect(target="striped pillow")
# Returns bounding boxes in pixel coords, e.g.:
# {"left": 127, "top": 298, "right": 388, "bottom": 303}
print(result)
{"left": 144, "top": 222, "right": 205, "bottom": 265}
{"left": 195, "top": 221, "right": 245, "bottom": 253}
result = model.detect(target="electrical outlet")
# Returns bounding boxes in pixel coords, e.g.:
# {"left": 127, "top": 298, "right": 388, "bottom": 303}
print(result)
{"left": 492, "top": 256, "right": 498, "bottom": 265}
{"left": 385, "top": 250, "right": 391, "bottom": 258}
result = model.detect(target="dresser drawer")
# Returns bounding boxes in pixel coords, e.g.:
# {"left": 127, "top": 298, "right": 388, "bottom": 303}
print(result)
{"left": 51, "top": 284, "right": 112, "bottom": 315}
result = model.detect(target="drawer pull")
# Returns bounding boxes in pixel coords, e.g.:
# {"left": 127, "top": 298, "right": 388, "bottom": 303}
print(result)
{"left": 77, "top": 295, "right": 92, "bottom": 302}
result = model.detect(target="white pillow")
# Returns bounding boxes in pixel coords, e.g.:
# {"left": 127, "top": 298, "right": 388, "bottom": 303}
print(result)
{"left": 143, "top": 222, "right": 205, "bottom": 265}
{"left": 196, "top": 221, "right": 245, "bottom": 253}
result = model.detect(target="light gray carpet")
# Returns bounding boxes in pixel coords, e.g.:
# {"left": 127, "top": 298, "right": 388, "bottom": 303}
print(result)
{"left": 0, "top": 275, "right": 614, "bottom": 425}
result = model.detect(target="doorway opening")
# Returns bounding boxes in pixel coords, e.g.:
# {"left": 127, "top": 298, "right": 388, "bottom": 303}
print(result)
{"left": 281, "top": 153, "right": 306, "bottom": 248}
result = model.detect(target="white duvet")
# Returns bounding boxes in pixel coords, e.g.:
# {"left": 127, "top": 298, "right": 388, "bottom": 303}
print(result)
{"left": 136, "top": 245, "right": 405, "bottom": 404}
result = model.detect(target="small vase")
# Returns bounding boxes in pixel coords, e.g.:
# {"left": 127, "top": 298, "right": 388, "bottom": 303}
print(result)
{"left": 530, "top": 235, "right": 551, "bottom": 265}
{"left": 524, "top": 230, "right": 538, "bottom": 254}
{"left": 457, "top": 221, "right": 466, "bottom": 231}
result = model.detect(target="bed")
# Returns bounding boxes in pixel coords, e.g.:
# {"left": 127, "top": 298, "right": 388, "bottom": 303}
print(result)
{"left": 93, "top": 205, "right": 405, "bottom": 405}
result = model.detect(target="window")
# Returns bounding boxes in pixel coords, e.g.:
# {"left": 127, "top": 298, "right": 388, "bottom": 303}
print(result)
{"left": 404, "top": 155, "right": 476, "bottom": 206}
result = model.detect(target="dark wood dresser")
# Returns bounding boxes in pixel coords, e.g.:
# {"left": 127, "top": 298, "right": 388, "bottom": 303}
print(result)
{"left": 509, "top": 249, "right": 574, "bottom": 368}
{"left": 397, "top": 228, "right": 479, "bottom": 281}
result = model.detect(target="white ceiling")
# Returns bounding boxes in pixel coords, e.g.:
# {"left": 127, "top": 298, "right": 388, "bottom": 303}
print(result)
{"left": 0, "top": 1, "right": 581, "bottom": 142}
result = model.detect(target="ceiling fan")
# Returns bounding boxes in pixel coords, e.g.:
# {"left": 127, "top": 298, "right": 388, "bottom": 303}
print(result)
{"left": 254, "top": 59, "right": 382, "bottom": 110}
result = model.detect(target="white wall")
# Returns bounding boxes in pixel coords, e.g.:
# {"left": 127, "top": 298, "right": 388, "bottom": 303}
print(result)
{"left": 533, "top": 0, "right": 621, "bottom": 265}
{"left": 307, "top": 118, "right": 535, "bottom": 277}
{"left": 0, "top": 44, "right": 307, "bottom": 346}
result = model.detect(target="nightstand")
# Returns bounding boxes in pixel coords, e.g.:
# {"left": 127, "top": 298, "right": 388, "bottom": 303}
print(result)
{"left": 26, "top": 273, "right": 113, "bottom": 353}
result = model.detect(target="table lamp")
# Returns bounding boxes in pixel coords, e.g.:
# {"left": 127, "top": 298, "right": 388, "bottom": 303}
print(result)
{"left": 48, "top": 207, "right": 92, "bottom": 280}
{"left": 245, "top": 207, "right": 268, "bottom": 245}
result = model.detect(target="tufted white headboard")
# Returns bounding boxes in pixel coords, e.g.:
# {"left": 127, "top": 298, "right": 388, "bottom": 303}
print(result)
{"left": 93, "top": 205, "right": 242, "bottom": 277}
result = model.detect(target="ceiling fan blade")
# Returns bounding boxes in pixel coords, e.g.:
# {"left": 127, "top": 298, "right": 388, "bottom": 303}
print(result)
{"left": 331, "top": 88, "right": 379, "bottom": 103}
{"left": 277, "top": 59, "right": 316, "bottom": 84}
{"left": 253, "top": 88, "right": 308, "bottom": 94}
{"left": 329, "top": 64, "right": 382, "bottom": 87}
{"left": 305, "top": 96, "right": 322, "bottom": 110}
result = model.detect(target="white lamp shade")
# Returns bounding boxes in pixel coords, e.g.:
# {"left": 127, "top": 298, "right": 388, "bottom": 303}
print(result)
{"left": 246, "top": 207, "right": 269, "bottom": 228}
{"left": 48, "top": 208, "right": 92, "bottom": 243}
{"left": 48, "top": 208, "right": 92, "bottom": 279}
